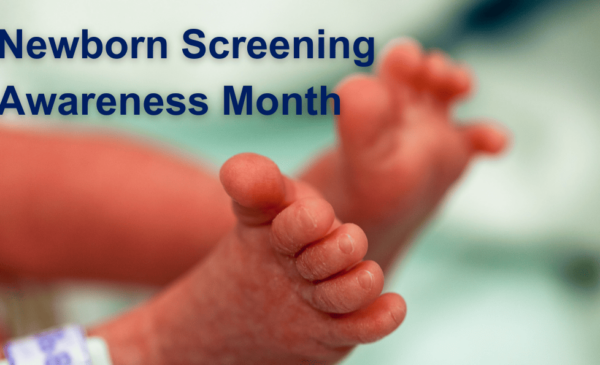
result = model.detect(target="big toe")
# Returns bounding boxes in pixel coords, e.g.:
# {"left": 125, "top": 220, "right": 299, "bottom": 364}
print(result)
{"left": 220, "top": 153, "right": 288, "bottom": 225}
{"left": 335, "top": 75, "right": 393, "bottom": 155}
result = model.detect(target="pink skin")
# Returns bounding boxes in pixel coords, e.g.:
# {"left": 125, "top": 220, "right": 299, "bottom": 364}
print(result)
{"left": 0, "top": 126, "right": 234, "bottom": 286}
{"left": 302, "top": 40, "right": 508, "bottom": 269}
{"left": 0, "top": 40, "right": 506, "bottom": 286}
{"left": 0, "top": 39, "right": 507, "bottom": 361}
{"left": 89, "top": 153, "right": 406, "bottom": 365}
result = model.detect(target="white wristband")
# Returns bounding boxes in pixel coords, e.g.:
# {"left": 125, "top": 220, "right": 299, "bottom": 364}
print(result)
{"left": 86, "top": 337, "right": 113, "bottom": 365}
{"left": 1, "top": 325, "right": 112, "bottom": 365}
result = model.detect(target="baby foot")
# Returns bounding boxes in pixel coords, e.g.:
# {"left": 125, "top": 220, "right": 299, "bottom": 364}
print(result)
{"left": 91, "top": 153, "right": 405, "bottom": 365}
{"left": 303, "top": 39, "right": 508, "bottom": 269}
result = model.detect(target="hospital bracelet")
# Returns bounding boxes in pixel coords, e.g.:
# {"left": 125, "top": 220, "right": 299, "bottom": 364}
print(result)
{"left": 1, "top": 325, "right": 112, "bottom": 365}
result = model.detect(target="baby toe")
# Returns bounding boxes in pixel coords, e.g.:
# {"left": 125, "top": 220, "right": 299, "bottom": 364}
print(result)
{"left": 271, "top": 197, "right": 336, "bottom": 256}
{"left": 302, "top": 260, "right": 384, "bottom": 314}
{"left": 461, "top": 121, "right": 509, "bottom": 155}
{"left": 328, "top": 293, "right": 406, "bottom": 346}
{"left": 296, "top": 223, "right": 368, "bottom": 282}
{"left": 422, "top": 50, "right": 454, "bottom": 95}
{"left": 335, "top": 74, "right": 393, "bottom": 154}
{"left": 445, "top": 64, "right": 474, "bottom": 101}
{"left": 220, "top": 153, "right": 288, "bottom": 225}
{"left": 378, "top": 38, "right": 424, "bottom": 85}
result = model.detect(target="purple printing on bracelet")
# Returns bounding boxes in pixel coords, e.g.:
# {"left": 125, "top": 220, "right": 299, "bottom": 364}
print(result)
{"left": 3, "top": 325, "right": 92, "bottom": 365}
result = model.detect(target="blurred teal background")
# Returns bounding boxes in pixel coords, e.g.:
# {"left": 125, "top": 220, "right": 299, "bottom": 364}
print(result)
{"left": 2, "top": 0, "right": 600, "bottom": 363}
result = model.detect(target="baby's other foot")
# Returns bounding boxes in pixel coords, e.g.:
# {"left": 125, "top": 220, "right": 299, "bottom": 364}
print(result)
{"left": 303, "top": 39, "right": 508, "bottom": 269}
{"left": 92, "top": 153, "right": 405, "bottom": 365}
